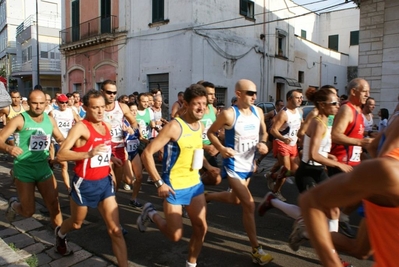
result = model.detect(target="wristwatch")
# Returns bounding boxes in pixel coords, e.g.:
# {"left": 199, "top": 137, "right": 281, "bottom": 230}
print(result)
{"left": 154, "top": 179, "right": 164, "bottom": 188}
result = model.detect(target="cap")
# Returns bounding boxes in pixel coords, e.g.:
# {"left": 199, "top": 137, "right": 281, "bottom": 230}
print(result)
{"left": 22, "top": 97, "right": 27, "bottom": 101}
{"left": 57, "top": 94, "right": 69, "bottom": 102}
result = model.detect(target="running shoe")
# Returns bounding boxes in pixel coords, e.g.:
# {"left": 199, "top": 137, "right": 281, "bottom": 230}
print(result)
{"left": 137, "top": 202, "right": 155, "bottom": 232}
{"left": 258, "top": 192, "right": 275, "bottom": 216}
{"left": 339, "top": 221, "right": 355, "bottom": 238}
{"left": 274, "top": 191, "right": 287, "bottom": 202}
{"left": 251, "top": 246, "right": 273, "bottom": 265}
{"left": 265, "top": 172, "right": 275, "bottom": 190}
{"left": 288, "top": 217, "right": 308, "bottom": 251}
{"left": 6, "top": 197, "right": 18, "bottom": 222}
{"left": 129, "top": 199, "right": 143, "bottom": 209}
{"left": 54, "top": 226, "right": 73, "bottom": 256}
{"left": 123, "top": 183, "right": 131, "bottom": 191}
{"left": 341, "top": 258, "right": 353, "bottom": 267}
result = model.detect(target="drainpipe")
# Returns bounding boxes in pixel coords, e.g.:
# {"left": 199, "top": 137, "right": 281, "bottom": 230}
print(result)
{"left": 319, "top": 56, "right": 322, "bottom": 88}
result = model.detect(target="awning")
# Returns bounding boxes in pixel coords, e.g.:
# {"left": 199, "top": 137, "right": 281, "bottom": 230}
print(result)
{"left": 274, "top": 76, "right": 301, "bottom": 88}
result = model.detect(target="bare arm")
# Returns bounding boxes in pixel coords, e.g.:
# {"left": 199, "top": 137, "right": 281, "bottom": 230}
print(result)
{"left": 270, "top": 110, "right": 290, "bottom": 144}
{"left": 256, "top": 107, "right": 269, "bottom": 154}
{"left": 170, "top": 102, "right": 180, "bottom": 119}
{"left": 207, "top": 108, "right": 235, "bottom": 158}
{"left": 49, "top": 116, "right": 65, "bottom": 144}
{"left": 0, "top": 115, "right": 24, "bottom": 156}
{"left": 298, "top": 108, "right": 318, "bottom": 142}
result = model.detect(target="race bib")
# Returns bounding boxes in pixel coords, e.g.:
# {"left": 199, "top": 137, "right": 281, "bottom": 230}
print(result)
{"left": 238, "top": 136, "right": 258, "bottom": 153}
{"left": 57, "top": 120, "right": 71, "bottom": 129}
{"left": 126, "top": 139, "right": 140, "bottom": 153}
{"left": 29, "top": 135, "right": 50, "bottom": 151}
{"left": 90, "top": 145, "right": 111, "bottom": 168}
{"left": 349, "top": 146, "right": 362, "bottom": 162}
{"left": 110, "top": 126, "right": 123, "bottom": 142}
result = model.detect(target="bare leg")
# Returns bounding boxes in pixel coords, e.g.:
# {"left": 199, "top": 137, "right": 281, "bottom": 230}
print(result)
{"left": 130, "top": 154, "right": 143, "bottom": 200}
{"left": 37, "top": 175, "right": 63, "bottom": 227}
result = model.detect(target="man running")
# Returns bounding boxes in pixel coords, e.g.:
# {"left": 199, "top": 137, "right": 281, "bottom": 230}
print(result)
{"left": 205, "top": 79, "right": 273, "bottom": 265}
{"left": 55, "top": 90, "right": 128, "bottom": 266}
{"left": 267, "top": 89, "right": 303, "bottom": 201}
{"left": 0, "top": 89, "right": 65, "bottom": 228}
{"left": 138, "top": 84, "right": 213, "bottom": 267}
{"left": 170, "top": 91, "right": 184, "bottom": 119}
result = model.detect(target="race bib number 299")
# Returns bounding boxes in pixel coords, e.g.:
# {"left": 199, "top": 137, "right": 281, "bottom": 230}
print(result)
{"left": 29, "top": 135, "right": 50, "bottom": 151}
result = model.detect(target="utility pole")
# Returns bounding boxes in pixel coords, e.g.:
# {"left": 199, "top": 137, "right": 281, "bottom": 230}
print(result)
{"left": 36, "top": 0, "right": 40, "bottom": 86}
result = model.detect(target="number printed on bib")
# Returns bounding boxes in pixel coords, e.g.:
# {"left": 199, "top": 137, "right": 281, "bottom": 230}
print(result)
{"left": 29, "top": 135, "right": 50, "bottom": 151}
{"left": 90, "top": 145, "right": 111, "bottom": 168}
{"left": 349, "top": 146, "right": 362, "bottom": 162}
{"left": 238, "top": 136, "right": 258, "bottom": 153}
{"left": 126, "top": 139, "right": 139, "bottom": 153}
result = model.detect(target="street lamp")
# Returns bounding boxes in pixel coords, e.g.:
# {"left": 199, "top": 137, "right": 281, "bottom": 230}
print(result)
{"left": 36, "top": 0, "right": 40, "bottom": 86}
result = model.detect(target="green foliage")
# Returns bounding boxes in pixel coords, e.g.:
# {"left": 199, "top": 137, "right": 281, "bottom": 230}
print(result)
{"left": 26, "top": 254, "right": 39, "bottom": 267}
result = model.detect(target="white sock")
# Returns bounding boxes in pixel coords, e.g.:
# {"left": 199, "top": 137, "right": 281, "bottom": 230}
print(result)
{"left": 186, "top": 260, "right": 197, "bottom": 267}
{"left": 339, "top": 212, "right": 349, "bottom": 222}
{"left": 270, "top": 199, "right": 301, "bottom": 219}
{"left": 57, "top": 228, "right": 66, "bottom": 238}
{"left": 328, "top": 219, "right": 339, "bottom": 232}
{"left": 148, "top": 210, "right": 157, "bottom": 222}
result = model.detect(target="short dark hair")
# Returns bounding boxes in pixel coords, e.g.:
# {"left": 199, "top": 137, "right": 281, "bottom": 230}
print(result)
{"left": 275, "top": 99, "right": 283, "bottom": 105}
{"left": 138, "top": 93, "right": 148, "bottom": 102}
{"left": 66, "top": 93, "right": 73, "bottom": 98}
{"left": 82, "top": 89, "right": 104, "bottom": 106}
{"left": 184, "top": 84, "right": 207, "bottom": 103}
{"left": 177, "top": 91, "right": 184, "bottom": 97}
{"left": 133, "top": 91, "right": 139, "bottom": 96}
{"left": 101, "top": 80, "right": 116, "bottom": 90}
{"left": 127, "top": 102, "right": 137, "bottom": 108}
{"left": 286, "top": 89, "right": 301, "bottom": 101}
{"left": 380, "top": 108, "right": 389, "bottom": 120}
{"left": 201, "top": 81, "right": 215, "bottom": 89}
{"left": 340, "top": 94, "right": 348, "bottom": 100}
{"left": 150, "top": 88, "right": 162, "bottom": 95}
{"left": 34, "top": 84, "right": 42, "bottom": 90}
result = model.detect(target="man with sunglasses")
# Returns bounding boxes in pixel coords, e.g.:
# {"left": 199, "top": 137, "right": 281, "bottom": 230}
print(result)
{"left": 268, "top": 89, "right": 303, "bottom": 202}
{"left": 49, "top": 94, "right": 81, "bottom": 191}
{"left": 329, "top": 78, "right": 373, "bottom": 238}
{"left": 101, "top": 80, "right": 138, "bottom": 191}
{"left": 205, "top": 79, "right": 273, "bottom": 266}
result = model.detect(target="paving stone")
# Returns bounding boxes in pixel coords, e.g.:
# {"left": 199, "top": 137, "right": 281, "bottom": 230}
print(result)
{"left": 16, "top": 247, "right": 32, "bottom": 259}
{"left": 49, "top": 250, "right": 92, "bottom": 267}
{"left": 36, "top": 252, "right": 53, "bottom": 266}
{"left": 30, "top": 229, "right": 55, "bottom": 246}
{"left": 3, "top": 233, "right": 35, "bottom": 249}
{"left": 13, "top": 217, "right": 43, "bottom": 232}
{"left": 0, "top": 227, "right": 19, "bottom": 238}
{"left": 6, "top": 261, "right": 30, "bottom": 267}
{"left": 45, "top": 241, "right": 81, "bottom": 260}
{"left": 71, "top": 256, "right": 109, "bottom": 267}
{"left": 0, "top": 238, "right": 24, "bottom": 265}
{"left": 22, "top": 242, "right": 46, "bottom": 255}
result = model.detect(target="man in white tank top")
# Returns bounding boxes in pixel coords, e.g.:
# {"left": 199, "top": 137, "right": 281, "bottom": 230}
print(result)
{"left": 362, "top": 97, "right": 377, "bottom": 138}
{"left": 49, "top": 94, "right": 80, "bottom": 191}
{"left": 269, "top": 89, "right": 303, "bottom": 201}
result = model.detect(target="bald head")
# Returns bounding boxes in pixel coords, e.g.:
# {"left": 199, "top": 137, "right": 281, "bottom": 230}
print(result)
{"left": 235, "top": 79, "right": 256, "bottom": 92}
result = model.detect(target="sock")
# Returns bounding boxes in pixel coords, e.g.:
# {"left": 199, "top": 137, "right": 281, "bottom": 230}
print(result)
{"left": 148, "top": 210, "right": 157, "bottom": 222}
{"left": 57, "top": 228, "right": 66, "bottom": 239}
{"left": 328, "top": 219, "right": 339, "bottom": 232}
{"left": 339, "top": 212, "right": 349, "bottom": 222}
{"left": 270, "top": 199, "right": 301, "bottom": 219}
{"left": 186, "top": 260, "right": 197, "bottom": 267}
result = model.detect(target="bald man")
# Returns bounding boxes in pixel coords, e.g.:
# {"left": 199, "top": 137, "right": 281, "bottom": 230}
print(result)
{"left": 205, "top": 79, "right": 273, "bottom": 265}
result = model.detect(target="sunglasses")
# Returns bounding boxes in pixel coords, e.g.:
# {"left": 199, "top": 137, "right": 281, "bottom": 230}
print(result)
{"left": 58, "top": 101, "right": 68, "bottom": 104}
{"left": 104, "top": 90, "right": 117, "bottom": 95}
{"left": 243, "top": 90, "right": 257, "bottom": 96}
{"left": 325, "top": 101, "right": 339, "bottom": 106}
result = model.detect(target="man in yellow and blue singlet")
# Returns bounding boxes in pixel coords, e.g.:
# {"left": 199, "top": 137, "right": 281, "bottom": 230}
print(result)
{"left": 139, "top": 84, "right": 219, "bottom": 267}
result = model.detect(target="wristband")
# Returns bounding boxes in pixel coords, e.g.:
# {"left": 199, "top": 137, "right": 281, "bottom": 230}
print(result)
{"left": 259, "top": 141, "right": 267, "bottom": 145}
{"left": 154, "top": 179, "right": 164, "bottom": 188}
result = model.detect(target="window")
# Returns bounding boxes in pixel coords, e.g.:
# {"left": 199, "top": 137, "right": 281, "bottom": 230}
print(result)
{"left": 328, "top": 35, "right": 339, "bottom": 51}
{"left": 215, "top": 87, "right": 227, "bottom": 107}
{"left": 301, "top": 30, "right": 306, "bottom": 39}
{"left": 298, "top": 71, "right": 304, "bottom": 83}
{"left": 27, "top": 46, "right": 32, "bottom": 61}
{"left": 71, "top": 0, "right": 80, "bottom": 42}
{"left": 101, "top": 0, "right": 111, "bottom": 33}
{"left": 350, "top": 31, "right": 359, "bottom": 46}
{"left": 276, "top": 29, "right": 287, "bottom": 57}
{"left": 148, "top": 73, "right": 169, "bottom": 104}
{"left": 240, "top": 0, "right": 254, "bottom": 19}
{"left": 41, "top": 51, "right": 48, "bottom": 58}
{"left": 152, "top": 0, "right": 164, "bottom": 23}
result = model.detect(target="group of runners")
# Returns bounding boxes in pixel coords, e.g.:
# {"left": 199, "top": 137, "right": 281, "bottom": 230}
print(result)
{"left": 0, "top": 77, "right": 398, "bottom": 267}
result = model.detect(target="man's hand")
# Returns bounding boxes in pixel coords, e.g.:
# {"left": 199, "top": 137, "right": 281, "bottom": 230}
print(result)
{"left": 220, "top": 147, "right": 236, "bottom": 158}
{"left": 111, "top": 156, "right": 123, "bottom": 167}
{"left": 256, "top": 142, "right": 269, "bottom": 155}
{"left": 88, "top": 144, "right": 109, "bottom": 158}
{"left": 6, "top": 146, "right": 22, "bottom": 157}
{"left": 157, "top": 183, "right": 175, "bottom": 198}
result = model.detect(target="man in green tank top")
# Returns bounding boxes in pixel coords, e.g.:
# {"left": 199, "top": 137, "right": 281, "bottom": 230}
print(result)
{"left": 0, "top": 89, "right": 65, "bottom": 228}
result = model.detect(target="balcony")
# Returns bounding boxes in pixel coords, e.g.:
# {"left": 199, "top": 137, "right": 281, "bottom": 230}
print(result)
{"left": 59, "top": 15, "right": 118, "bottom": 51}
{"left": 11, "top": 61, "right": 61, "bottom": 74}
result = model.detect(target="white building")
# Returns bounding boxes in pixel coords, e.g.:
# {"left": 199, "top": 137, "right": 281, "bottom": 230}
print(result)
{"left": 117, "top": 0, "right": 359, "bottom": 106}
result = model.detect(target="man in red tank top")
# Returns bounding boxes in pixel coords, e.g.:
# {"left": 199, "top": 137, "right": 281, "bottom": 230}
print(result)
{"left": 328, "top": 78, "right": 373, "bottom": 238}
{"left": 55, "top": 90, "right": 128, "bottom": 267}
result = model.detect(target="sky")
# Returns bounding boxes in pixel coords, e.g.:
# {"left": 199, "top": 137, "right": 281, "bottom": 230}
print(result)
{"left": 293, "top": 0, "right": 357, "bottom": 13}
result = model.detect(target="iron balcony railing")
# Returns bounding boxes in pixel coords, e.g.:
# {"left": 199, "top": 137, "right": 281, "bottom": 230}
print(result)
{"left": 12, "top": 61, "right": 61, "bottom": 73}
{"left": 59, "top": 15, "right": 117, "bottom": 45}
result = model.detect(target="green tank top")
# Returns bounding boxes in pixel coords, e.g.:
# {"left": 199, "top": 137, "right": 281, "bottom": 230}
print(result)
{"left": 200, "top": 104, "right": 216, "bottom": 145}
{"left": 136, "top": 108, "right": 152, "bottom": 139}
{"left": 14, "top": 112, "right": 53, "bottom": 165}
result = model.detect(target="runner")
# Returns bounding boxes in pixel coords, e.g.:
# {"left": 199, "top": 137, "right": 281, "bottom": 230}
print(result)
{"left": 0, "top": 89, "right": 65, "bottom": 229}
{"left": 55, "top": 90, "right": 128, "bottom": 266}
{"left": 205, "top": 79, "right": 273, "bottom": 265}
{"left": 49, "top": 94, "right": 81, "bottom": 191}
{"left": 170, "top": 91, "right": 184, "bottom": 119}
{"left": 138, "top": 84, "right": 214, "bottom": 267}
{"left": 267, "top": 89, "right": 303, "bottom": 201}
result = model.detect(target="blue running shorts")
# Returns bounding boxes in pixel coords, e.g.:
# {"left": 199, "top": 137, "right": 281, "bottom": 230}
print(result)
{"left": 70, "top": 174, "right": 115, "bottom": 208}
{"left": 166, "top": 182, "right": 204, "bottom": 206}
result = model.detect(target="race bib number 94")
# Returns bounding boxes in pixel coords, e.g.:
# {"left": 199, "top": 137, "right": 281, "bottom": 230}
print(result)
{"left": 90, "top": 145, "right": 111, "bottom": 168}
{"left": 29, "top": 135, "right": 50, "bottom": 151}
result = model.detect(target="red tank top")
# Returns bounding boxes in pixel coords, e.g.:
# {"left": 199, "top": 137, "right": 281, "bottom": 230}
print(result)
{"left": 73, "top": 120, "right": 112, "bottom": 180}
{"left": 364, "top": 200, "right": 399, "bottom": 267}
{"left": 330, "top": 102, "right": 364, "bottom": 166}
